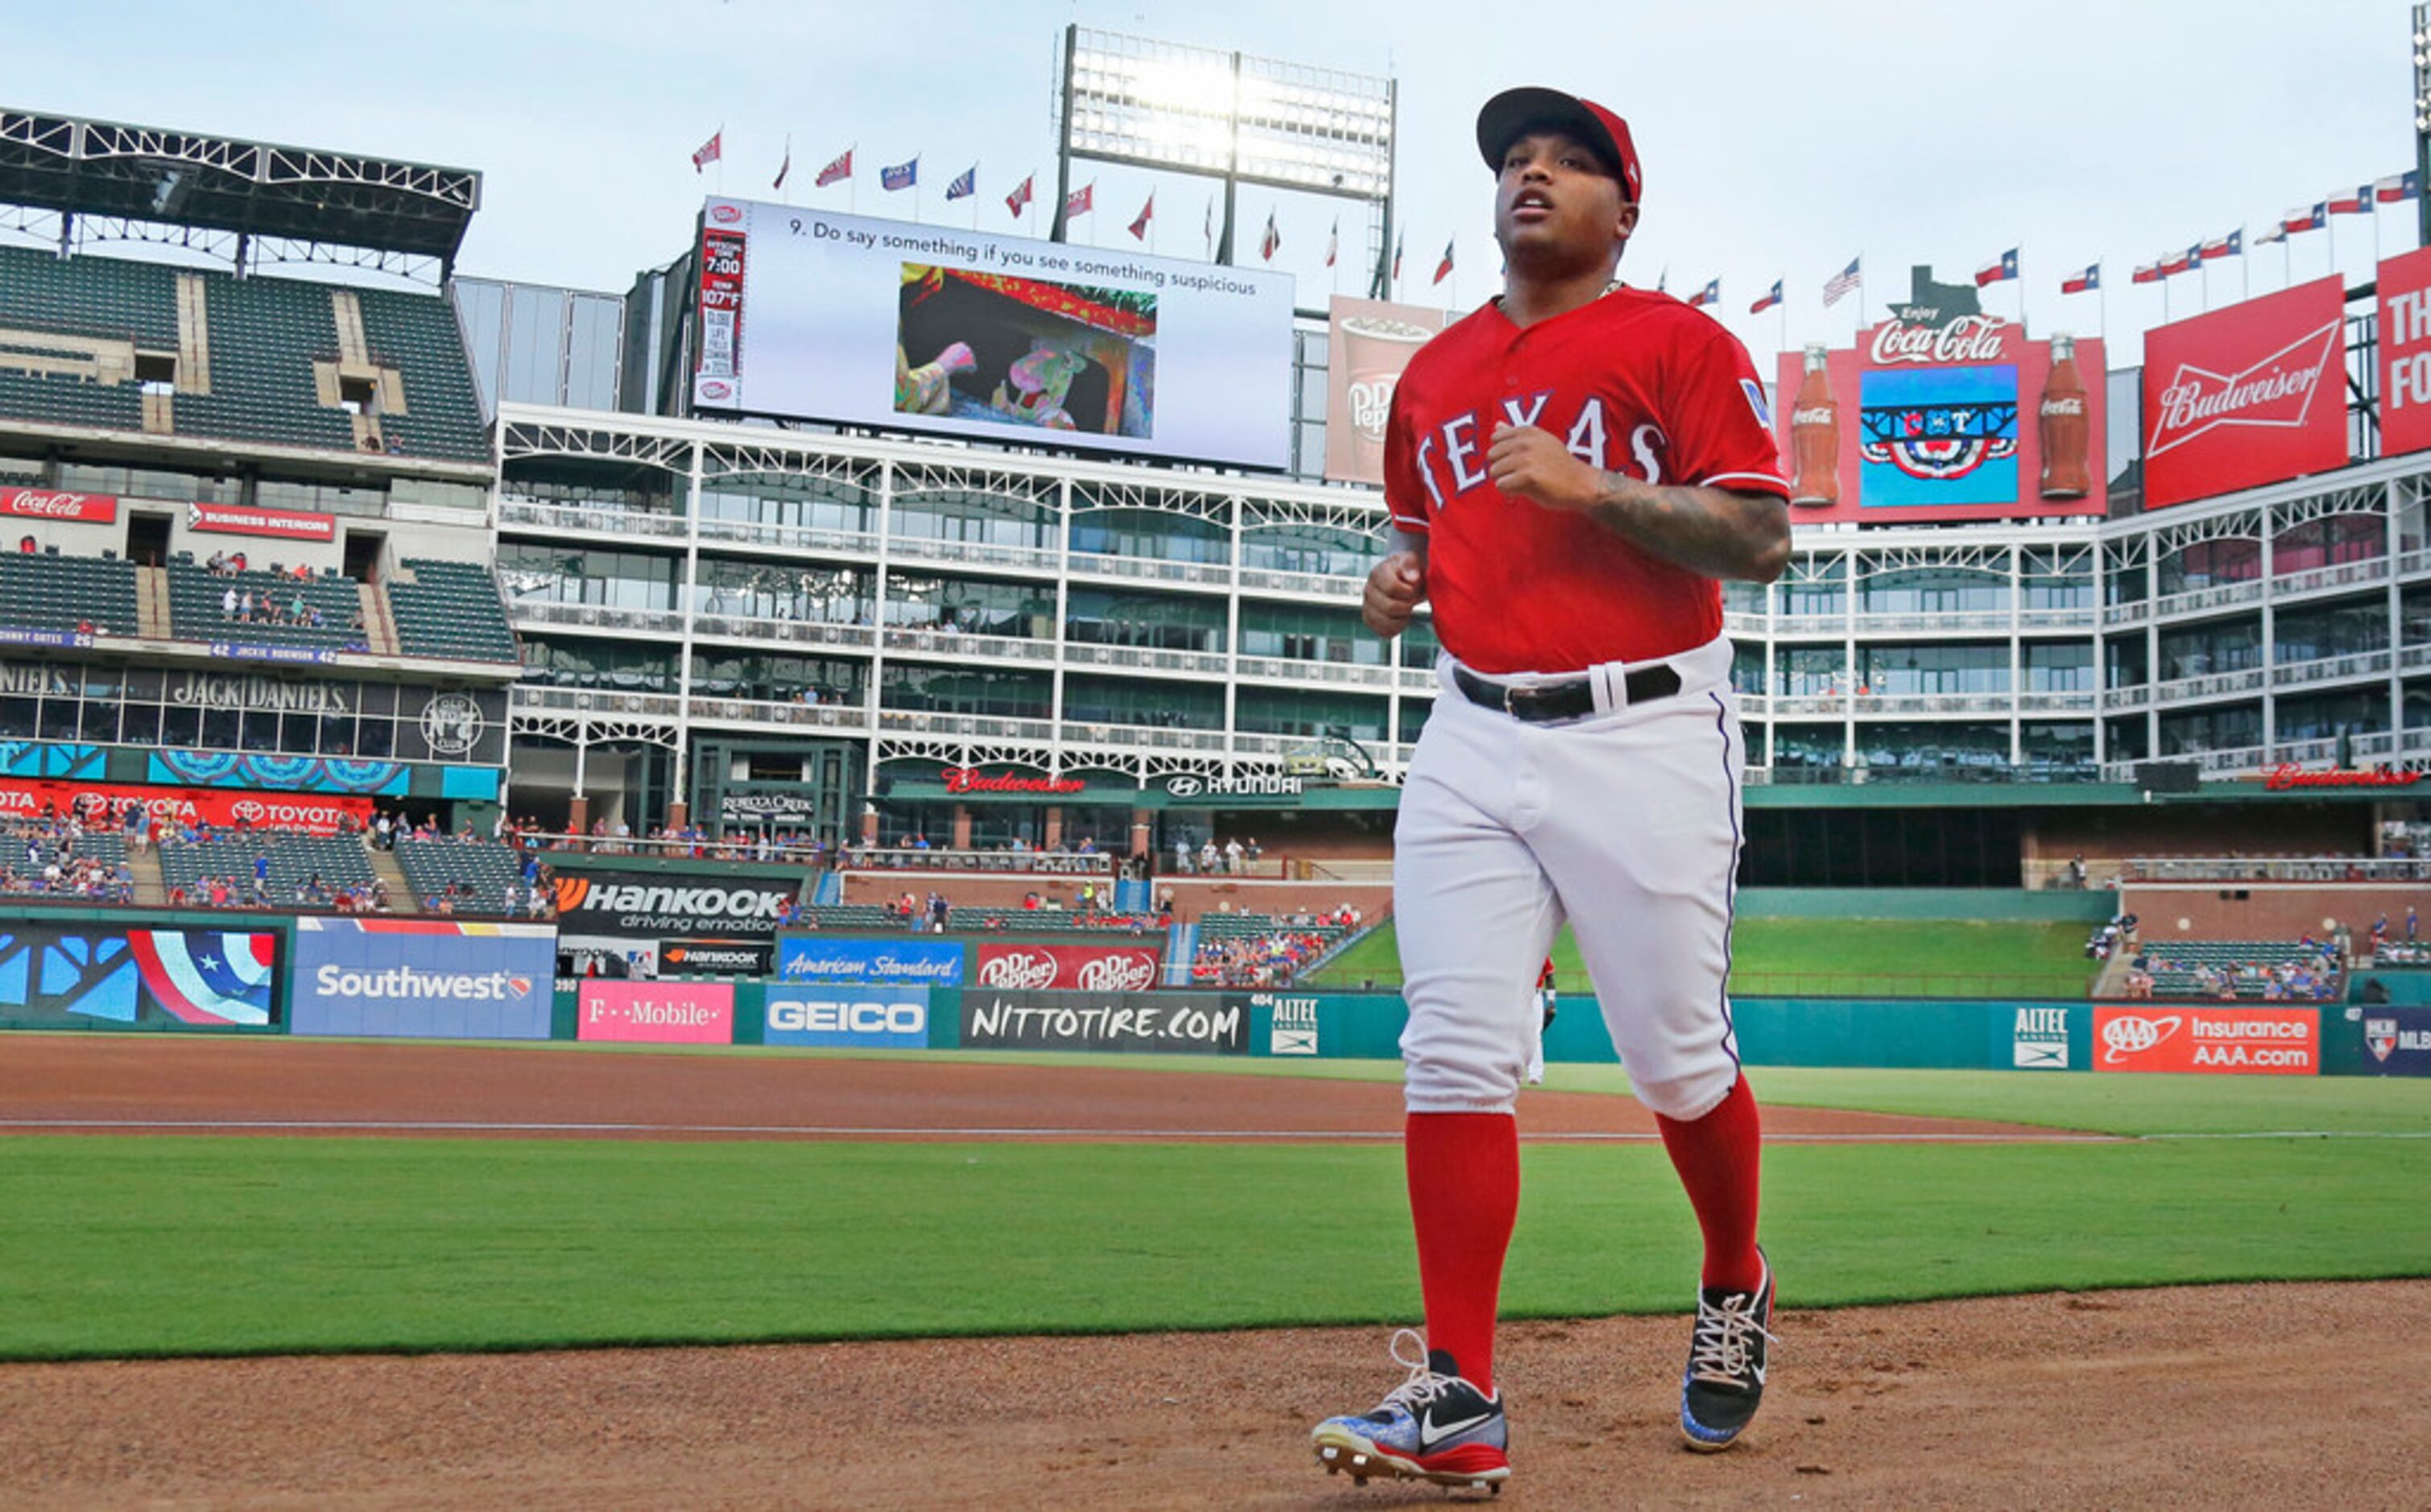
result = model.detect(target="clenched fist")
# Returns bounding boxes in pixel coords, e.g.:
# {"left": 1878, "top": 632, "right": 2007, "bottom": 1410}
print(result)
{"left": 1488, "top": 423, "right": 1606, "bottom": 512}
{"left": 1363, "top": 549, "right": 1426, "bottom": 638}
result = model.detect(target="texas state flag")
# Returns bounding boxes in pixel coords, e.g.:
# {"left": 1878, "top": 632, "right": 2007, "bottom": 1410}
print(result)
{"left": 2326, "top": 184, "right": 2370, "bottom": 215}
{"left": 2376, "top": 170, "right": 2423, "bottom": 203}
{"left": 1686, "top": 278, "right": 1720, "bottom": 308}
{"left": 2060, "top": 263, "right": 2099, "bottom": 295}
{"left": 2130, "top": 262, "right": 2161, "bottom": 285}
{"left": 2158, "top": 247, "right": 2193, "bottom": 277}
{"left": 2282, "top": 204, "right": 2327, "bottom": 234}
{"left": 2198, "top": 229, "right": 2242, "bottom": 259}
{"left": 1974, "top": 248, "right": 2019, "bottom": 287}
{"left": 1748, "top": 279, "right": 1783, "bottom": 314}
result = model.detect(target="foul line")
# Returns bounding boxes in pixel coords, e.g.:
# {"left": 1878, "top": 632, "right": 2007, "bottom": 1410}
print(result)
{"left": 0, "top": 1117, "right": 2131, "bottom": 1142}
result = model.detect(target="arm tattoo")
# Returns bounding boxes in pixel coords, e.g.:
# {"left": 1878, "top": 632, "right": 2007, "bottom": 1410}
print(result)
{"left": 1582, "top": 475, "right": 1789, "bottom": 583}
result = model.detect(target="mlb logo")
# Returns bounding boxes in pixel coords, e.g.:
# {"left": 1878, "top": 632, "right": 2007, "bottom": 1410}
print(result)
{"left": 1271, "top": 1028, "right": 1318, "bottom": 1056}
{"left": 2366, "top": 1018, "right": 2397, "bottom": 1064}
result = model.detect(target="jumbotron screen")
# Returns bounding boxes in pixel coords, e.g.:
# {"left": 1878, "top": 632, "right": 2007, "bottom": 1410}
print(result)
{"left": 692, "top": 198, "right": 1297, "bottom": 470}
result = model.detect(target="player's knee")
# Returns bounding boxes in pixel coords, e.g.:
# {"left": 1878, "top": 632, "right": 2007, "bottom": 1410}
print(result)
{"left": 1402, "top": 1043, "right": 1521, "bottom": 1114}
{"left": 1631, "top": 1058, "right": 1738, "bottom": 1122}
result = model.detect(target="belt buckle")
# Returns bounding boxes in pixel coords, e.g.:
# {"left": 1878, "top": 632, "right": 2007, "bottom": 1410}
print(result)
{"left": 1502, "top": 682, "right": 1536, "bottom": 718}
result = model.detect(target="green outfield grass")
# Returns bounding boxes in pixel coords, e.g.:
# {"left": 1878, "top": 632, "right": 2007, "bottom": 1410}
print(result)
{"left": 1313, "top": 917, "right": 2098, "bottom": 998}
{"left": 3, "top": 1070, "right": 2425, "bottom": 1361}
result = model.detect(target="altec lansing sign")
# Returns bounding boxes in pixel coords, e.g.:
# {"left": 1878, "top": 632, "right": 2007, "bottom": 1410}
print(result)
{"left": 2141, "top": 275, "right": 2347, "bottom": 510}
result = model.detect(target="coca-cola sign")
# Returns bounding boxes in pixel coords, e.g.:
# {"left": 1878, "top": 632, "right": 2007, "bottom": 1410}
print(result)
{"left": 0, "top": 487, "right": 117, "bottom": 523}
{"left": 974, "top": 943, "right": 1162, "bottom": 994}
{"left": 1773, "top": 266, "right": 2104, "bottom": 525}
{"left": 2140, "top": 275, "right": 2348, "bottom": 510}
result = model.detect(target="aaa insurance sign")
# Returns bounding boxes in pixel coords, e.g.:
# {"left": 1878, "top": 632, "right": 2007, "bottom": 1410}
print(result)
{"left": 2141, "top": 276, "right": 2347, "bottom": 510}
{"left": 2094, "top": 1006, "right": 2319, "bottom": 1074}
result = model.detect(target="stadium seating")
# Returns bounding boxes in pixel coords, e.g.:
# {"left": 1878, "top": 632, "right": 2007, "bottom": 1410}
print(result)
{"left": 2140, "top": 940, "right": 2344, "bottom": 1001}
{"left": 0, "top": 552, "right": 141, "bottom": 634}
{"left": 0, "top": 824, "right": 132, "bottom": 901}
{"left": 0, "top": 246, "right": 487, "bottom": 465}
{"left": 389, "top": 559, "right": 517, "bottom": 663}
{"left": 1191, "top": 912, "right": 1355, "bottom": 987}
{"left": 166, "top": 564, "right": 367, "bottom": 651}
{"left": 159, "top": 829, "right": 375, "bottom": 904}
{"left": 395, "top": 837, "right": 537, "bottom": 913}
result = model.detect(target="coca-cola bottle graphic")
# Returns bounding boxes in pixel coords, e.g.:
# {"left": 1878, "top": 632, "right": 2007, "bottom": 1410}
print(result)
{"left": 1788, "top": 344, "right": 1839, "bottom": 507}
{"left": 2039, "top": 333, "right": 2091, "bottom": 500}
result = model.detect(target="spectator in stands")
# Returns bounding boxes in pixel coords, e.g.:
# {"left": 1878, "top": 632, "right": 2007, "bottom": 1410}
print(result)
{"left": 15, "top": 535, "right": 31, "bottom": 554}
{"left": 1201, "top": 838, "right": 1220, "bottom": 873}
{"left": 1225, "top": 837, "right": 1244, "bottom": 873}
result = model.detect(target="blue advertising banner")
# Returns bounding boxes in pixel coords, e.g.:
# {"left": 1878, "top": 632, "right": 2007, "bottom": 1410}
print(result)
{"left": 763, "top": 985, "right": 933, "bottom": 1048}
{"left": 775, "top": 934, "right": 964, "bottom": 986}
{"left": 288, "top": 918, "right": 555, "bottom": 1039}
{"left": 2358, "top": 1006, "right": 2431, "bottom": 1076}
{"left": 0, "top": 920, "right": 276, "bottom": 1030}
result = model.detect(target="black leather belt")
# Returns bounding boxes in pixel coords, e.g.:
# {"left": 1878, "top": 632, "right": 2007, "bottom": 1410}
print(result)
{"left": 1453, "top": 663, "right": 1683, "bottom": 723}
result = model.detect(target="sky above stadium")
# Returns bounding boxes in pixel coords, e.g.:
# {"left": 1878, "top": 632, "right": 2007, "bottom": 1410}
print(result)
{"left": 6, "top": 0, "right": 2419, "bottom": 366}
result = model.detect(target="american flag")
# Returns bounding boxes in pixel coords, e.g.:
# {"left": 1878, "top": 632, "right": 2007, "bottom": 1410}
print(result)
{"left": 691, "top": 130, "right": 722, "bottom": 174}
{"left": 815, "top": 147, "right": 853, "bottom": 188}
{"left": 945, "top": 166, "right": 977, "bottom": 201}
{"left": 1822, "top": 256, "right": 1861, "bottom": 307}
{"left": 880, "top": 157, "right": 918, "bottom": 192}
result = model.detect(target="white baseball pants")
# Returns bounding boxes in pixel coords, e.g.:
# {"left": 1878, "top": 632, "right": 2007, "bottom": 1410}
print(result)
{"left": 1394, "top": 634, "right": 1744, "bottom": 1120}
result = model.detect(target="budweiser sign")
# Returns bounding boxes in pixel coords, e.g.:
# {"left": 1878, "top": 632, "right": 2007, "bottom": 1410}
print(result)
{"left": 942, "top": 766, "right": 1085, "bottom": 795}
{"left": 2146, "top": 324, "right": 2341, "bottom": 458}
{"left": 2141, "top": 276, "right": 2350, "bottom": 510}
{"left": 2261, "top": 765, "right": 2424, "bottom": 791}
{"left": 973, "top": 944, "right": 1162, "bottom": 994}
{"left": 0, "top": 487, "right": 117, "bottom": 523}
{"left": 1867, "top": 313, "right": 2012, "bottom": 366}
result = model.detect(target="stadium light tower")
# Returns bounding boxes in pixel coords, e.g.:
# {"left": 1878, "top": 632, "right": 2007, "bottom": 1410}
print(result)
{"left": 2416, "top": 5, "right": 2431, "bottom": 249}
{"left": 1051, "top": 27, "right": 1397, "bottom": 297}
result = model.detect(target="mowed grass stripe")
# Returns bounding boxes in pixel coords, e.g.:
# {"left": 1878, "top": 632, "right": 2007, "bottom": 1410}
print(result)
{"left": 3, "top": 1134, "right": 2425, "bottom": 1361}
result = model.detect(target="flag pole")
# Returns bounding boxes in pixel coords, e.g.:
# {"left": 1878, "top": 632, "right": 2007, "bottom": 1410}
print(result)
{"left": 782, "top": 134, "right": 792, "bottom": 207}
{"left": 850, "top": 143, "right": 858, "bottom": 215}
{"left": 2242, "top": 227, "right": 2249, "bottom": 300}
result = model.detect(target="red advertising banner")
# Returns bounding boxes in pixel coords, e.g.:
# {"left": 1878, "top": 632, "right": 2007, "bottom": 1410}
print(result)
{"left": 2377, "top": 246, "right": 2431, "bottom": 460}
{"left": 2094, "top": 1005, "right": 2319, "bottom": 1075}
{"left": 577, "top": 981, "right": 737, "bottom": 1044}
{"left": 185, "top": 500, "right": 337, "bottom": 542}
{"left": 0, "top": 778, "right": 371, "bottom": 835}
{"left": 1772, "top": 313, "right": 2104, "bottom": 524}
{"left": 972, "top": 942, "right": 1164, "bottom": 994}
{"left": 0, "top": 486, "right": 117, "bottom": 523}
{"left": 694, "top": 213, "right": 747, "bottom": 405}
{"left": 2140, "top": 275, "right": 2348, "bottom": 510}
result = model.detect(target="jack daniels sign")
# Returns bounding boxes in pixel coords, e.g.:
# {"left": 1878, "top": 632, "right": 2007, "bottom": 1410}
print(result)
{"left": 0, "top": 660, "right": 509, "bottom": 766}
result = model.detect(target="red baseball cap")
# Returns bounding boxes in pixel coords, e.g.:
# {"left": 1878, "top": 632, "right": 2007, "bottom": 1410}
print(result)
{"left": 1475, "top": 87, "right": 1642, "bottom": 206}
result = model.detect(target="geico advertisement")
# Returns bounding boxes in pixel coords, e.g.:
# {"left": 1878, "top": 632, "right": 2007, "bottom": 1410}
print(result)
{"left": 551, "top": 870, "right": 800, "bottom": 939}
{"left": 962, "top": 989, "right": 1244, "bottom": 1054}
{"left": 691, "top": 198, "right": 1295, "bottom": 470}
{"left": 763, "top": 985, "right": 932, "bottom": 1048}
{"left": 2094, "top": 1006, "right": 2319, "bottom": 1075}
{"left": 288, "top": 919, "right": 555, "bottom": 1039}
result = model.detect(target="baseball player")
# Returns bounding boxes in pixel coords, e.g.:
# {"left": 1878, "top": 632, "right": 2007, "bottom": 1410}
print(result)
{"left": 1311, "top": 86, "right": 1789, "bottom": 1490}
{"left": 1523, "top": 956, "right": 1557, "bottom": 1085}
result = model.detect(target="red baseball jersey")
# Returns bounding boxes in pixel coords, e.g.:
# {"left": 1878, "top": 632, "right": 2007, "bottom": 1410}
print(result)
{"left": 1383, "top": 288, "right": 1788, "bottom": 674}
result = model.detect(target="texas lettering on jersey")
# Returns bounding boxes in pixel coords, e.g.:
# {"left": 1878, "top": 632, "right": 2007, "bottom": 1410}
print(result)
{"left": 1385, "top": 287, "right": 1788, "bottom": 674}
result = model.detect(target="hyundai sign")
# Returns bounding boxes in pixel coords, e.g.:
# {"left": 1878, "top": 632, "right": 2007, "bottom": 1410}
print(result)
{"left": 288, "top": 919, "right": 556, "bottom": 1039}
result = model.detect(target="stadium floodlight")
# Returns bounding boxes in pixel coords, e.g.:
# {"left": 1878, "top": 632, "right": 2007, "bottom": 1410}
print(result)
{"left": 1052, "top": 26, "right": 1397, "bottom": 295}
{"left": 2417, "top": 6, "right": 2431, "bottom": 246}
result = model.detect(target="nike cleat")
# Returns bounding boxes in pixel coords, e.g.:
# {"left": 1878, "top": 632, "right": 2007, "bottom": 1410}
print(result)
{"left": 1312, "top": 1328, "right": 1509, "bottom": 1491}
{"left": 1680, "top": 1248, "right": 1776, "bottom": 1452}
